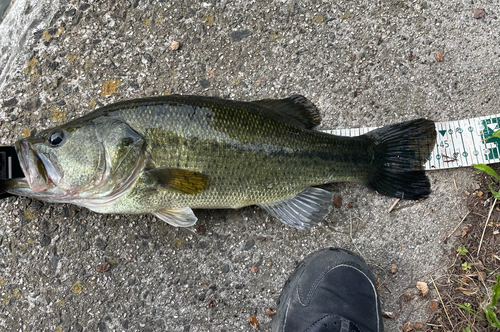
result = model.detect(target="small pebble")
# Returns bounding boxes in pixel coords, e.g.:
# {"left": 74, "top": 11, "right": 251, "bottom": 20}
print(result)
{"left": 97, "top": 262, "right": 111, "bottom": 273}
{"left": 40, "top": 234, "right": 51, "bottom": 247}
{"left": 474, "top": 8, "right": 486, "bottom": 19}
{"left": 244, "top": 239, "right": 255, "bottom": 251}
{"left": 171, "top": 41, "right": 180, "bottom": 50}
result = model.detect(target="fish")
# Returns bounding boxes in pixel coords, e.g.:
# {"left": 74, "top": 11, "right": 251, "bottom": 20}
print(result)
{"left": 1, "top": 95, "right": 436, "bottom": 230}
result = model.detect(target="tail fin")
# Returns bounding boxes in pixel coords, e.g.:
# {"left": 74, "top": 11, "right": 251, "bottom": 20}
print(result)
{"left": 363, "top": 119, "right": 436, "bottom": 200}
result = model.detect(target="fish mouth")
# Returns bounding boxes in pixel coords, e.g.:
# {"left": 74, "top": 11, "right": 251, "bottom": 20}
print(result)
{"left": 15, "top": 139, "right": 58, "bottom": 192}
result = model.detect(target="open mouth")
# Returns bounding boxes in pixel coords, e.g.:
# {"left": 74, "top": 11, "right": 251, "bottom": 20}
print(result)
{"left": 15, "top": 139, "right": 54, "bottom": 192}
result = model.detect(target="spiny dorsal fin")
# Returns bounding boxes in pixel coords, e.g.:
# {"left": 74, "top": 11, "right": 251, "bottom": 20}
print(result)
{"left": 251, "top": 95, "right": 322, "bottom": 129}
{"left": 145, "top": 167, "right": 210, "bottom": 194}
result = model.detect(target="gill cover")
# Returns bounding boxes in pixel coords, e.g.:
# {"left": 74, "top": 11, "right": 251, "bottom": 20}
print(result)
{"left": 13, "top": 117, "right": 146, "bottom": 204}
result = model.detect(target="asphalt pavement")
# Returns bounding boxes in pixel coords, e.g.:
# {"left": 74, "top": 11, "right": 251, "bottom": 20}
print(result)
{"left": 1, "top": 0, "right": 499, "bottom": 331}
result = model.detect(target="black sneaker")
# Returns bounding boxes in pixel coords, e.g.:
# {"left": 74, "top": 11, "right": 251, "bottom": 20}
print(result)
{"left": 271, "top": 248, "right": 384, "bottom": 332}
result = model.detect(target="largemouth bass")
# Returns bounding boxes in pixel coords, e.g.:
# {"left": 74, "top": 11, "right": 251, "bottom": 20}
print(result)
{"left": 2, "top": 95, "right": 436, "bottom": 230}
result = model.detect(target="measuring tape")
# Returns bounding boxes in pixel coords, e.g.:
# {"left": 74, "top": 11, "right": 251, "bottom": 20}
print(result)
{"left": 322, "top": 114, "right": 500, "bottom": 171}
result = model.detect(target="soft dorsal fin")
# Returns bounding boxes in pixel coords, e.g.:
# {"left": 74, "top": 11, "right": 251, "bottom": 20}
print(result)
{"left": 251, "top": 95, "right": 322, "bottom": 129}
{"left": 145, "top": 167, "right": 210, "bottom": 194}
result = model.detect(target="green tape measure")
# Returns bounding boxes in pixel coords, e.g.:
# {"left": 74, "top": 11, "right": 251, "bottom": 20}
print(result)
{"left": 322, "top": 115, "right": 500, "bottom": 170}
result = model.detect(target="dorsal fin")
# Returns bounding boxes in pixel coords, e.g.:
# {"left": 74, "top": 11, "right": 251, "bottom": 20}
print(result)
{"left": 251, "top": 95, "right": 322, "bottom": 129}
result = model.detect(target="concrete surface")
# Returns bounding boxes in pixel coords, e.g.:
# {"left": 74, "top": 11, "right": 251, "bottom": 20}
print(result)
{"left": 0, "top": 0, "right": 498, "bottom": 331}
{"left": 0, "top": 0, "right": 12, "bottom": 23}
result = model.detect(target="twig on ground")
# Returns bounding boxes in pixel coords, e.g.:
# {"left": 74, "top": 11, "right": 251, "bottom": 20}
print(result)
{"left": 430, "top": 273, "right": 455, "bottom": 332}
{"left": 453, "top": 176, "right": 458, "bottom": 194}
{"left": 448, "top": 255, "right": 459, "bottom": 270}
{"left": 382, "top": 283, "right": 391, "bottom": 294}
{"left": 416, "top": 263, "right": 452, "bottom": 280}
{"left": 477, "top": 198, "right": 497, "bottom": 257}
{"left": 349, "top": 212, "right": 365, "bottom": 261}
{"left": 442, "top": 210, "right": 471, "bottom": 242}
{"left": 403, "top": 301, "right": 430, "bottom": 327}
{"left": 485, "top": 264, "right": 500, "bottom": 285}
{"left": 387, "top": 198, "right": 400, "bottom": 213}
{"left": 457, "top": 307, "right": 478, "bottom": 332}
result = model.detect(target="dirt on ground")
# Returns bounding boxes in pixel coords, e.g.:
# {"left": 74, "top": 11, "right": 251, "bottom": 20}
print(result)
{"left": 426, "top": 166, "right": 500, "bottom": 332}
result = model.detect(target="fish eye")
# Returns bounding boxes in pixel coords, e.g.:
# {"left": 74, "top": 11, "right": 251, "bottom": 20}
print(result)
{"left": 49, "top": 130, "right": 65, "bottom": 146}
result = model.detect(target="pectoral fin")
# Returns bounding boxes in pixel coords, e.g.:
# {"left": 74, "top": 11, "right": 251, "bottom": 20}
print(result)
{"left": 259, "top": 187, "right": 333, "bottom": 230}
{"left": 145, "top": 167, "right": 210, "bottom": 194}
{"left": 153, "top": 207, "right": 198, "bottom": 227}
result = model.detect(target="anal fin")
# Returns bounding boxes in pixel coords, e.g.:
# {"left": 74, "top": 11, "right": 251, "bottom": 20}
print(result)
{"left": 153, "top": 207, "right": 198, "bottom": 227}
{"left": 259, "top": 187, "right": 333, "bottom": 230}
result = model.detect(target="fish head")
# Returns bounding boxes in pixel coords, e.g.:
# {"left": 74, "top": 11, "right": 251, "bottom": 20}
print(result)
{"left": 14, "top": 117, "right": 146, "bottom": 202}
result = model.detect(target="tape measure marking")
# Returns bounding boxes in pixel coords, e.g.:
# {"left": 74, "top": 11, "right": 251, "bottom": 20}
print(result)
{"left": 322, "top": 114, "right": 500, "bottom": 170}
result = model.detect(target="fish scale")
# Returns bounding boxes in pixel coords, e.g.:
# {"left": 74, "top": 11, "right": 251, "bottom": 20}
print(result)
{"left": 99, "top": 98, "right": 365, "bottom": 210}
